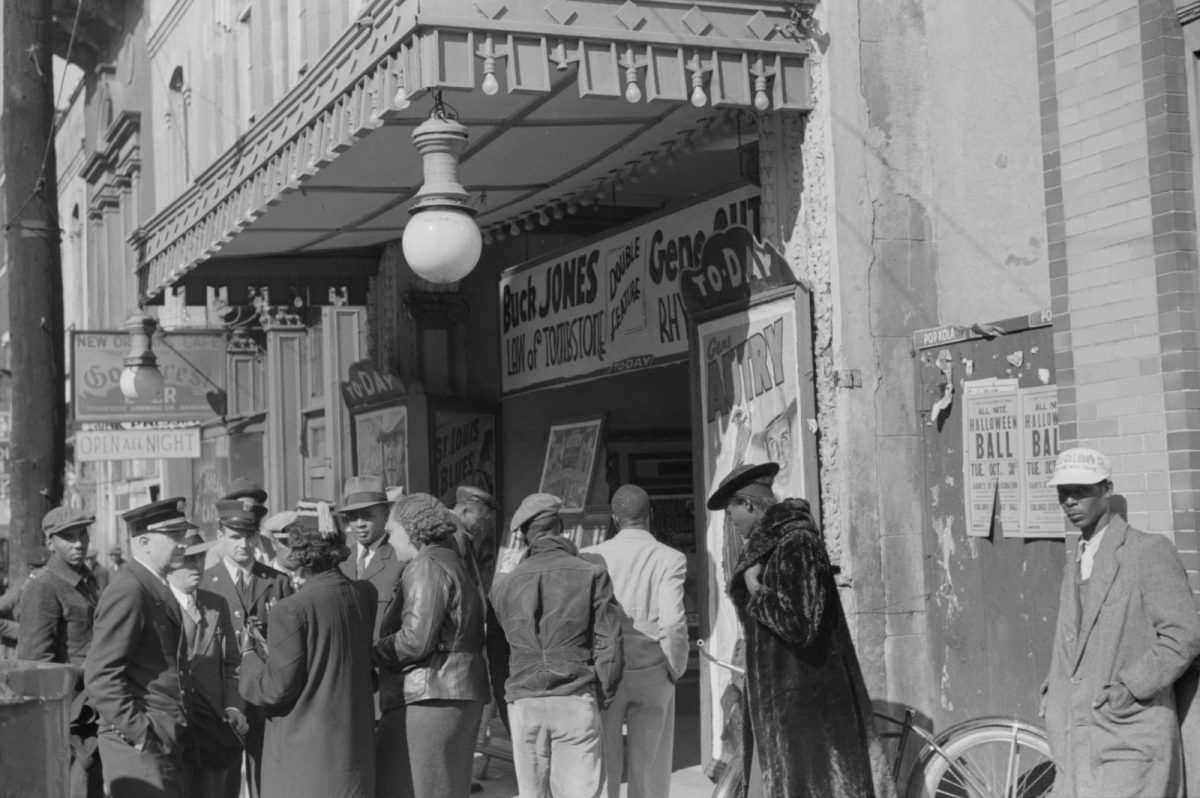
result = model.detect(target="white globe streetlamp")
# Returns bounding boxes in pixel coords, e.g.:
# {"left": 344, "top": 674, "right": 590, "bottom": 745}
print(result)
{"left": 119, "top": 312, "right": 165, "bottom": 401}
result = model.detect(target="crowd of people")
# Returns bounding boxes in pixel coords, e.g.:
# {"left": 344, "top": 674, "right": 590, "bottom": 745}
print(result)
{"left": 3, "top": 443, "right": 1198, "bottom": 798}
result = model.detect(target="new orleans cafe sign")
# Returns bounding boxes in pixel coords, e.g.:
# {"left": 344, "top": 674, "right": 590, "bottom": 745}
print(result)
{"left": 498, "top": 186, "right": 761, "bottom": 394}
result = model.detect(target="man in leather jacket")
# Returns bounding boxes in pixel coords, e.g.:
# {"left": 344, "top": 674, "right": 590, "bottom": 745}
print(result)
{"left": 490, "top": 493, "right": 624, "bottom": 798}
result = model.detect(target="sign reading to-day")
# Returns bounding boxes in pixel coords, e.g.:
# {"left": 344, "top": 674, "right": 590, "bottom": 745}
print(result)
{"left": 76, "top": 427, "right": 202, "bottom": 462}
{"left": 72, "top": 331, "right": 227, "bottom": 422}
{"left": 962, "top": 379, "right": 1060, "bottom": 537}
{"left": 499, "top": 186, "right": 761, "bottom": 394}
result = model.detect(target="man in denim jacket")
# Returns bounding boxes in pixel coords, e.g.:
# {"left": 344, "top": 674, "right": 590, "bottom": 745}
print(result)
{"left": 490, "top": 493, "right": 624, "bottom": 798}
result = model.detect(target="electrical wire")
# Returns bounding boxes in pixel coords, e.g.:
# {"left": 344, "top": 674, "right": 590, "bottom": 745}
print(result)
{"left": 3, "top": 0, "right": 86, "bottom": 233}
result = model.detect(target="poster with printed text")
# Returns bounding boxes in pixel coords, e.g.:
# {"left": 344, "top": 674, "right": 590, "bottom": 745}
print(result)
{"left": 962, "top": 379, "right": 1022, "bottom": 536}
{"left": 697, "top": 295, "right": 809, "bottom": 762}
{"left": 354, "top": 405, "right": 409, "bottom": 493}
{"left": 538, "top": 418, "right": 604, "bottom": 513}
{"left": 1019, "top": 385, "right": 1061, "bottom": 536}
{"left": 499, "top": 186, "right": 761, "bottom": 394}
{"left": 432, "top": 409, "right": 497, "bottom": 500}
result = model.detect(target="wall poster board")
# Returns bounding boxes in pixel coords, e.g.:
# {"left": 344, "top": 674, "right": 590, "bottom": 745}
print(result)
{"left": 915, "top": 309, "right": 1065, "bottom": 729}
{"left": 430, "top": 398, "right": 499, "bottom": 502}
{"left": 691, "top": 285, "right": 819, "bottom": 765}
{"left": 342, "top": 361, "right": 413, "bottom": 494}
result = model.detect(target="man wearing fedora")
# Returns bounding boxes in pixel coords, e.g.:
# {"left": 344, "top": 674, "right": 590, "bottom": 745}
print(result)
{"left": 337, "top": 475, "right": 404, "bottom": 640}
{"left": 1042, "top": 447, "right": 1200, "bottom": 798}
{"left": 203, "top": 490, "right": 292, "bottom": 798}
{"left": 169, "top": 530, "right": 249, "bottom": 798}
{"left": 18, "top": 505, "right": 105, "bottom": 797}
{"left": 84, "top": 497, "right": 197, "bottom": 798}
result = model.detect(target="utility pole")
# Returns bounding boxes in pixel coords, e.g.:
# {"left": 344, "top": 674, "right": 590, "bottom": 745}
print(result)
{"left": 2, "top": 0, "right": 66, "bottom": 584}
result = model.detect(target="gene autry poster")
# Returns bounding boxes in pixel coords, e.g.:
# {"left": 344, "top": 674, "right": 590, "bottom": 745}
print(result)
{"left": 697, "top": 294, "right": 809, "bottom": 762}
{"left": 499, "top": 186, "right": 761, "bottom": 394}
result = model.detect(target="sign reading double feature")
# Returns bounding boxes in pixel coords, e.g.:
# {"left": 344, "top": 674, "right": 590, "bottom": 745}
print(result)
{"left": 499, "top": 186, "right": 761, "bottom": 394}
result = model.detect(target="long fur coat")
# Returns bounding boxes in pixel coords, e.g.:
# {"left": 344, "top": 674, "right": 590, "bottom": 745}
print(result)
{"left": 730, "top": 498, "right": 893, "bottom": 798}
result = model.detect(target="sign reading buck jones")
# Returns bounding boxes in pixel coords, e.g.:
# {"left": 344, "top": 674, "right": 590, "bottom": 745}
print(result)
{"left": 73, "top": 331, "right": 227, "bottom": 422}
{"left": 499, "top": 186, "right": 761, "bottom": 394}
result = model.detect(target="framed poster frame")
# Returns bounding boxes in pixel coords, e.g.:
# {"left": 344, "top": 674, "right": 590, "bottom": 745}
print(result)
{"left": 349, "top": 401, "right": 411, "bottom": 493}
{"left": 427, "top": 395, "right": 501, "bottom": 505}
{"left": 538, "top": 415, "right": 607, "bottom": 513}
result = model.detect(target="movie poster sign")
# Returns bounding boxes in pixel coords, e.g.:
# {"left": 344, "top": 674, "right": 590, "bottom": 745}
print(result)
{"left": 696, "top": 294, "right": 811, "bottom": 762}
{"left": 353, "top": 405, "right": 409, "bottom": 492}
{"left": 72, "top": 330, "right": 227, "bottom": 422}
{"left": 500, "top": 186, "right": 761, "bottom": 394}
{"left": 432, "top": 406, "right": 498, "bottom": 499}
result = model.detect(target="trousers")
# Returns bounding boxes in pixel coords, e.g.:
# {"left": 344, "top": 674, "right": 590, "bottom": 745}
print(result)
{"left": 601, "top": 664, "right": 675, "bottom": 798}
{"left": 509, "top": 693, "right": 605, "bottom": 798}
{"left": 376, "top": 699, "right": 484, "bottom": 798}
{"left": 98, "top": 731, "right": 187, "bottom": 798}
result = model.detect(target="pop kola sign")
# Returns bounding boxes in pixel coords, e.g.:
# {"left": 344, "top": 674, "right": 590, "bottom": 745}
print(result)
{"left": 499, "top": 185, "right": 761, "bottom": 394}
{"left": 72, "top": 330, "right": 227, "bottom": 423}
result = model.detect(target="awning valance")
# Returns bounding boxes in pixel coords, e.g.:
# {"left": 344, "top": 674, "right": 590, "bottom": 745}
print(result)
{"left": 135, "top": 0, "right": 812, "bottom": 300}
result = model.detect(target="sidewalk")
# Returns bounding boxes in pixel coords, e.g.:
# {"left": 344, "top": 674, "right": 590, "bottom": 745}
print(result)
{"left": 472, "top": 761, "right": 714, "bottom": 798}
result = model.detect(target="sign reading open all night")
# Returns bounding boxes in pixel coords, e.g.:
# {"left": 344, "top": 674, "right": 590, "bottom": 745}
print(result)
{"left": 72, "top": 330, "right": 227, "bottom": 423}
{"left": 498, "top": 186, "right": 761, "bottom": 394}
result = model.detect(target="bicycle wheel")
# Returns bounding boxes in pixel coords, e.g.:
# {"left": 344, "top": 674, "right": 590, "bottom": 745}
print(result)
{"left": 906, "top": 716, "right": 1055, "bottom": 798}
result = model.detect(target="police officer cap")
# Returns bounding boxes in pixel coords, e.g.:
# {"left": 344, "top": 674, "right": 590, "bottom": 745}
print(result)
{"left": 122, "top": 497, "right": 197, "bottom": 536}
{"left": 222, "top": 478, "right": 268, "bottom": 505}
{"left": 706, "top": 463, "right": 780, "bottom": 511}
{"left": 217, "top": 498, "right": 263, "bottom": 532}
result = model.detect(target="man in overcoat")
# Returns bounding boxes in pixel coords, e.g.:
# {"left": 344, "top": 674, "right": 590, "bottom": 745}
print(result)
{"left": 203, "top": 493, "right": 292, "bottom": 798}
{"left": 18, "top": 506, "right": 105, "bottom": 797}
{"left": 1042, "top": 447, "right": 1200, "bottom": 797}
{"left": 169, "top": 530, "right": 249, "bottom": 798}
{"left": 582, "top": 484, "right": 689, "bottom": 798}
{"left": 84, "top": 498, "right": 196, "bottom": 798}
{"left": 336, "top": 475, "right": 404, "bottom": 640}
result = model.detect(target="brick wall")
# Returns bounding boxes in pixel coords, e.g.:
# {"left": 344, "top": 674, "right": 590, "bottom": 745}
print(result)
{"left": 1046, "top": 0, "right": 1200, "bottom": 587}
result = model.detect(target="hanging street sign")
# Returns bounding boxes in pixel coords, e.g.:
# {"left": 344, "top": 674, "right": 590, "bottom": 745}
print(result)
{"left": 71, "top": 330, "right": 227, "bottom": 423}
{"left": 75, "top": 427, "right": 202, "bottom": 461}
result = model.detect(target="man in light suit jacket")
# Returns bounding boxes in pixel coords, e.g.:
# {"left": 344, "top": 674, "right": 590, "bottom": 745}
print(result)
{"left": 169, "top": 530, "right": 248, "bottom": 798}
{"left": 84, "top": 498, "right": 197, "bottom": 798}
{"left": 583, "top": 484, "right": 689, "bottom": 798}
{"left": 1042, "top": 448, "right": 1200, "bottom": 798}
{"left": 336, "top": 475, "right": 404, "bottom": 640}
{"left": 202, "top": 491, "right": 292, "bottom": 798}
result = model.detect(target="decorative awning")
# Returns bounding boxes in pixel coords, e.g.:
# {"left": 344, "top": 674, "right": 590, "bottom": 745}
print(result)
{"left": 135, "top": 0, "right": 813, "bottom": 300}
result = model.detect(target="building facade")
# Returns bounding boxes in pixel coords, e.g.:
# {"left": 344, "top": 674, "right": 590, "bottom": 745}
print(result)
{"left": 41, "top": 0, "right": 1200, "bottom": 767}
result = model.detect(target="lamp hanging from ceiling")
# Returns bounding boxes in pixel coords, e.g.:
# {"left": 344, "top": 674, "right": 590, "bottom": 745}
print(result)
{"left": 119, "top": 312, "right": 166, "bottom": 401}
{"left": 401, "top": 92, "right": 483, "bottom": 284}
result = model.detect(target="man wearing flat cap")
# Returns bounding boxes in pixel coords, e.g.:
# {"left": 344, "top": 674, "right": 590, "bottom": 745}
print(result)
{"left": 85, "top": 497, "right": 197, "bottom": 798}
{"left": 202, "top": 490, "right": 292, "bottom": 798}
{"left": 1042, "top": 448, "right": 1200, "bottom": 798}
{"left": 337, "top": 475, "right": 404, "bottom": 641}
{"left": 169, "top": 530, "right": 248, "bottom": 798}
{"left": 490, "top": 493, "right": 624, "bottom": 798}
{"left": 19, "top": 505, "right": 104, "bottom": 797}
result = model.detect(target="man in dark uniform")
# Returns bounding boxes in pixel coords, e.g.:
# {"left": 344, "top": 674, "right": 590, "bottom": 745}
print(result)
{"left": 18, "top": 505, "right": 105, "bottom": 797}
{"left": 203, "top": 492, "right": 292, "bottom": 798}
{"left": 84, "top": 497, "right": 196, "bottom": 798}
{"left": 336, "top": 475, "right": 403, "bottom": 641}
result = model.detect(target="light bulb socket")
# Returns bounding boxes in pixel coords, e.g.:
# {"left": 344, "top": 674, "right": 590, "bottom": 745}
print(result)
{"left": 408, "top": 116, "right": 474, "bottom": 216}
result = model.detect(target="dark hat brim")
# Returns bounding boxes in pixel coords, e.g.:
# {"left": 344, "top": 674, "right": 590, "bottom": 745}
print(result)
{"left": 334, "top": 497, "right": 394, "bottom": 514}
{"left": 706, "top": 462, "right": 781, "bottom": 511}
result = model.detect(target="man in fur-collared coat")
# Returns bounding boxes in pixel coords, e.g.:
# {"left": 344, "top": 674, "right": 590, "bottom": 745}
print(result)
{"left": 709, "top": 464, "right": 892, "bottom": 798}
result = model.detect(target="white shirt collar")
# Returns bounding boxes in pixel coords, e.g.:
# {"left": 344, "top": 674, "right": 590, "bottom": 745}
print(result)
{"left": 1078, "top": 524, "right": 1109, "bottom": 581}
{"left": 168, "top": 582, "right": 197, "bottom": 614}
{"left": 223, "top": 557, "right": 254, "bottom": 583}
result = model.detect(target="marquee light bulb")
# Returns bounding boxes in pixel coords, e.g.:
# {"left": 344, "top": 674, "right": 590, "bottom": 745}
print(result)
{"left": 625, "top": 81, "right": 643, "bottom": 104}
{"left": 482, "top": 72, "right": 500, "bottom": 96}
{"left": 690, "top": 84, "right": 707, "bottom": 107}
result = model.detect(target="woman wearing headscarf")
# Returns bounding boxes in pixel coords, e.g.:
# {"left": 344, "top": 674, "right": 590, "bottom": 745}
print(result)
{"left": 238, "top": 521, "right": 378, "bottom": 798}
{"left": 374, "top": 494, "right": 489, "bottom": 798}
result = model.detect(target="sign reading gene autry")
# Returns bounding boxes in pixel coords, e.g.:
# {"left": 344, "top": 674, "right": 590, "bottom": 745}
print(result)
{"left": 72, "top": 331, "right": 227, "bottom": 423}
{"left": 499, "top": 186, "right": 761, "bottom": 394}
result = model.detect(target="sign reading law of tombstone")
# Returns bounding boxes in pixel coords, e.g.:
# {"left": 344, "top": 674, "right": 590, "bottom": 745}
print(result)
{"left": 696, "top": 293, "right": 812, "bottom": 763}
{"left": 75, "top": 427, "right": 202, "bottom": 461}
{"left": 431, "top": 403, "right": 498, "bottom": 500}
{"left": 72, "top": 330, "right": 227, "bottom": 422}
{"left": 499, "top": 186, "right": 761, "bottom": 394}
{"left": 961, "top": 379, "right": 1022, "bottom": 537}
{"left": 1018, "top": 385, "right": 1061, "bottom": 537}
{"left": 340, "top": 360, "right": 407, "bottom": 412}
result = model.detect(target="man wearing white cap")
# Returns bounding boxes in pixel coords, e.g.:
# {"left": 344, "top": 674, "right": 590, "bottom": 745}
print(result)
{"left": 1042, "top": 447, "right": 1200, "bottom": 798}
